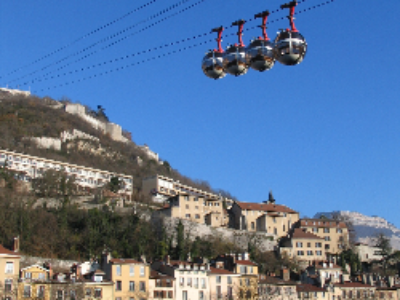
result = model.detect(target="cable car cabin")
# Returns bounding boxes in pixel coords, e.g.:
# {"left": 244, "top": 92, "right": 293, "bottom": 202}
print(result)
{"left": 246, "top": 39, "right": 275, "bottom": 72}
{"left": 274, "top": 30, "right": 307, "bottom": 66}
{"left": 202, "top": 51, "right": 226, "bottom": 80}
{"left": 223, "top": 45, "right": 249, "bottom": 76}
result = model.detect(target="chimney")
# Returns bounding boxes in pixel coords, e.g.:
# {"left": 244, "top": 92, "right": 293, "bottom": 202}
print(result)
{"left": 13, "top": 236, "right": 20, "bottom": 252}
{"left": 282, "top": 268, "right": 290, "bottom": 281}
{"left": 362, "top": 274, "right": 367, "bottom": 284}
{"left": 388, "top": 276, "right": 394, "bottom": 288}
{"left": 140, "top": 255, "right": 147, "bottom": 264}
{"left": 164, "top": 255, "right": 171, "bottom": 265}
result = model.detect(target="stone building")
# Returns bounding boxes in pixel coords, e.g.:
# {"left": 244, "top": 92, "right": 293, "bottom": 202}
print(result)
{"left": 229, "top": 194, "right": 299, "bottom": 237}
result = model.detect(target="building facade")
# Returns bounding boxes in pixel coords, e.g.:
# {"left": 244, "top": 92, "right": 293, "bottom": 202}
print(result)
{"left": 0, "top": 149, "right": 133, "bottom": 200}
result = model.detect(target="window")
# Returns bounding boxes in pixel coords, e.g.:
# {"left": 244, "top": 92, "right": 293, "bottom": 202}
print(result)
{"left": 56, "top": 290, "right": 63, "bottom": 300}
{"left": 315, "top": 242, "right": 322, "bottom": 248}
{"left": 187, "top": 277, "right": 192, "bottom": 287}
{"left": 250, "top": 266, "right": 253, "bottom": 274}
{"left": 195, "top": 214, "right": 200, "bottom": 219}
{"left": 130, "top": 265, "right": 135, "bottom": 276}
{"left": 228, "top": 287, "right": 233, "bottom": 297}
{"left": 94, "top": 288, "right": 102, "bottom": 298}
{"left": 183, "top": 291, "right": 188, "bottom": 300}
{"left": 5, "top": 279, "right": 12, "bottom": 292}
{"left": 139, "top": 281, "right": 146, "bottom": 292}
{"left": 217, "top": 286, "right": 222, "bottom": 298}
{"left": 25, "top": 272, "right": 32, "bottom": 279}
{"left": 5, "top": 262, "right": 14, "bottom": 274}
{"left": 337, "top": 228, "right": 343, "bottom": 233}
{"left": 116, "top": 265, "right": 121, "bottom": 276}
{"left": 199, "top": 291, "right": 204, "bottom": 300}
{"left": 70, "top": 290, "right": 76, "bottom": 300}
{"left": 324, "top": 228, "right": 330, "bottom": 233}
{"left": 297, "top": 251, "right": 304, "bottom": 256}
{"left": 168, "top": 291, "right": 173, "bottom": 298}
{"left": 38, "top": 273, "right": 45, "bottom": 280}
{"left": 185, "top": 214, "right": 191, "bottom": 218}
{"left": 251, "top": 222, "right": 255, "bottom": 229}
{"left": 166, "top": 279, "right": 172, "bottom": 287}
{"left": 216, "top": 276, "right": 221, "bottom": 283}
{"left": 296, "top": 242, "right": 303, "bottom": 248}
{"left": 194, "top": 278, "right": 198, "bottom": 288}
{"left": 201, "top": 278, "right": 206, "bottom": 288}
{"left": 129, "top": 281, "right": 135, "bottom": 291}
{"left": 316, "top": 251, "right": 322, "bottom": 256}
{"left": 116, "top": 280, "right": 122, "bottom": 291}
{"left": 324, "top": 236, "right": 331, "bottom": 241}
{"left": 186, "top": 205, "right": 189, "bottom": 209}
{"left": 24, "top": 285, "right": 31, "bottom": 298}
{"left": 86, "top": 288, "right": 92, "bottom": 296}
{"left": 325, "top": 244, "right": 330, "bottom": 250}
{"left": 307, "top": 242, "right": 311, "bottom": 247}
{"left": 37, "top": 286, "right": 45, "bottom": 298}
{"left": 228, "top": 276, "right": 232, "bottom": 284}
{"left": 140, "top": 266, "right": 145, "bottom": 277}
{"left": 180, "top": 277, "right": 184, "bottom": 287}
{"left": 307, "top": 250, "right": 313, "bottom": 256}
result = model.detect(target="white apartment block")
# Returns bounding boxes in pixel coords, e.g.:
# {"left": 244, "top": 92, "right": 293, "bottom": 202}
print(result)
{"left": 142, "top": 175, "right": 234, "bottom": 207}
{"left": 0, "top": 149, "right": 133, "bottom": 200}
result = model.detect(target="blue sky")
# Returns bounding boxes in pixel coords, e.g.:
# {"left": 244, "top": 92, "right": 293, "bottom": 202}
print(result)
{"left": 1, "top": 0, "right": 400, "bottom": 227}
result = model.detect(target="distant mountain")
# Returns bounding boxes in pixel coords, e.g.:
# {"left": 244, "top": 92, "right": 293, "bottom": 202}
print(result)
{"left": 314, "top": 211, "right": 400, "bottom": 250}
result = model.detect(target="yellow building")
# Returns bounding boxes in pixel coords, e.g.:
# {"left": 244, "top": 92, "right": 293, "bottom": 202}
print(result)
{"left": 280, "top": 228, "right": 326, "bottom": 263}
{"left": 18, "top": 264, "right": 51, "bottom": 299}
{"left": 214, "top": 253, "right": 259, "bottom": 300}
{"left": 102, "top": 254, "right": 150, "bottom": 300}
{"left": 230, "top": 198, "right": 299, "bottom": 237}
{"left": 0, "top": 243, "right": 20, "bottom": 300}
{"left": 296, "top": 218, "right": 349, "bottom": 258}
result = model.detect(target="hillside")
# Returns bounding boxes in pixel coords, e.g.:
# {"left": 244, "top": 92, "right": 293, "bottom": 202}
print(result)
{"left": 0, "top": 91, "right": 223, "bottom": 200}
{"left": 314, "top": 211, "right": 400, "bottom": 250}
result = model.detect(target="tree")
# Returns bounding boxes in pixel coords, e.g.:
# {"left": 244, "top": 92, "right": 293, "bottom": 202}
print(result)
{"left": 175, "top": 220, "right": 185, "bottom": 260}
{"left": 374, "top": 232, "right": 392, "bottom": 275}
{"left": 108, "top": 177, "right": 122, "bottom": 193}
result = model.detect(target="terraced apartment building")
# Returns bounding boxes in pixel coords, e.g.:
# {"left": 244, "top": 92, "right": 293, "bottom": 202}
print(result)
{"left": 0, "top": 149, "right": 133, "bottom": 200}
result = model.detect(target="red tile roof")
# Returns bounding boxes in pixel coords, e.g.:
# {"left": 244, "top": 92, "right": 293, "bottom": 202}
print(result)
{"left": 335, "top": 282, "right": 374, "bottom": 288}
{"left": 209, "top": 267, "right": 235, "bottom": 275}
{"left": 292, "top": 228, "right": 323, "bottom": 240}
{"left": 109, "top": 258, "right": 142, "bottom": 264}
{"left": 0, "top": 244, "right": 19, "bottom": 256}
{"left": 259, "top": 275, "right": 297, "bottom": 285}
{"left": 236, "top": 202, "right": 298, "bottom": 214}
{"left": 300, "top": 219, "right": 347, "bottom": 228}
{"left": 236, "top": 260, "right": 258, "bottom": 266}
{"left": 296, "top": 284, "right": 326, "bottom": 292}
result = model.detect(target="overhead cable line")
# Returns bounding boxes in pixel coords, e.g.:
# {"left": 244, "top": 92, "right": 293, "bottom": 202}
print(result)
{"left": 17, "top": 0, "right": 207, "bottom": 87}
{"left": 8, "top": 0, "right": 197, "bottom": 85}
{"left": 0, "top": 0, "right": 159, "bottom": 80}
{"left": 33, "top": 0, "right": 335, "bottom": 92}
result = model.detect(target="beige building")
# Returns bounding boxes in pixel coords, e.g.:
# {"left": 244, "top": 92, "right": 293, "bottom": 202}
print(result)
{"left": 102, "top": 255, "right": 150, "bottom": 300}
{"left": 160, "top": 193, "right": 228, "bottom": 227}
{"left": 230, "top": 198, "right": 299, "bottom": 237}
{"left": 208, "top": 267, "right": 240, "bottom": 300}
{"left": 280, "top": 228, "right": 326, "bottom": 263}
{"left": 0, "top": 243, "right": 20, "bottom": 300}
{"left": 258, "top": 271, "right": 298, "bottom": 300}
{"left": 354, "top": 243, "right": 384, "bottom": 263}
{"left": 296, "top": 284, "right": 328, "bottom": 300}
{"left": 148, "top": 270, "right": 174, "bottom": 300}
{"left": 334, "top": 282, "right": 376, "bottom": 299}
{"left": 151, "top": 258, "right": 210, "bottom": 300}
{"left": 296, "top": 218, "right": 349, "bottom": 259}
